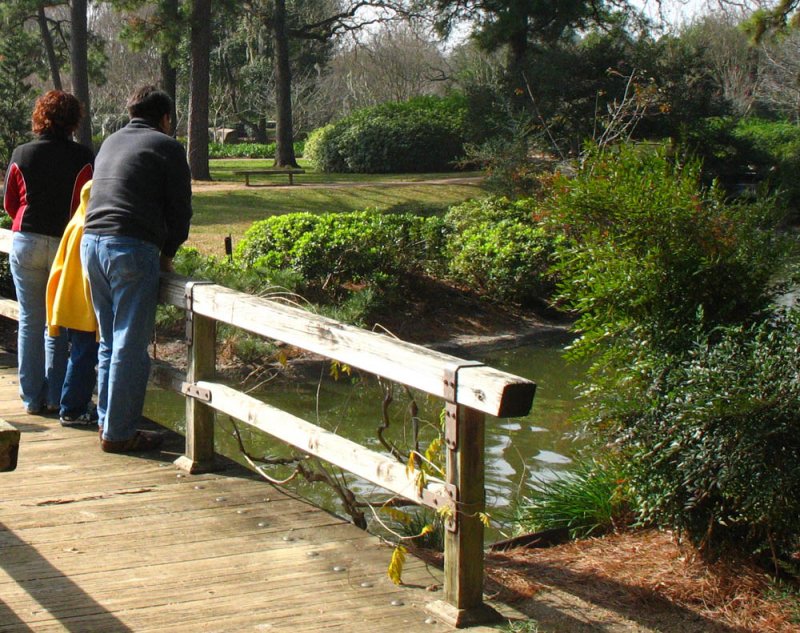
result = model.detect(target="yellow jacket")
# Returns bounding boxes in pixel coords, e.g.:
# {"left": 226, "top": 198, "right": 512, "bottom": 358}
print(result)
{"left": 46, "top": 181, "right": 97, "bottom": 336}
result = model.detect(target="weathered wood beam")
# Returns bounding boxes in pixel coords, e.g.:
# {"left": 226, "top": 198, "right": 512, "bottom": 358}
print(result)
{"left": 158, "top": 275, "right": 536, "bottom": 418}
{"left": 193, "top": 379, "right": 450, "bottom": 507}
{"left": 0, "top": 298, "right": 20, "bottom": 321}
{"left": 0, "top": 419, "right": 20, "bottom": 472}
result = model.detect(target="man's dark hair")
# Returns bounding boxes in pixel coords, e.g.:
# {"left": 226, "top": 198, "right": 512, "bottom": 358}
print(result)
{"left": 126, "top": 85, "right": 172, "bottom": 123}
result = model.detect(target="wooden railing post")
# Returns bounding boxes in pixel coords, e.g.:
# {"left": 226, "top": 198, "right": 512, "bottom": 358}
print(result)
{"left": 429, "top": 402, "right": 502, "bottom": 627}
{"left": 175, "top": 282, "right": 218, "bottom": 473}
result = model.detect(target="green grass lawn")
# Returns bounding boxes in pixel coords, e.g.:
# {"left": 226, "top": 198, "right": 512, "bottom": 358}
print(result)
{"left": 189, "top": 159, "right": 487, "bottom": 256}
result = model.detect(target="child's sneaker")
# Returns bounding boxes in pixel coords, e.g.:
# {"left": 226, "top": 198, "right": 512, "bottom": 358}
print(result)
{"left": 60, "top": 404, "right": 99, "bottom": 427}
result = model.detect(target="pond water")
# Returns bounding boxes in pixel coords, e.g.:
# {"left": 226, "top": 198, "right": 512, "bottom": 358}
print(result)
{"left": 144, "top": 328, "right": 586, "bottom": 540}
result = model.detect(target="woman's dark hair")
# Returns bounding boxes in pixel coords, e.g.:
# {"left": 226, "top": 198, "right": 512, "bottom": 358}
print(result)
{"left": 32, "top": 90, "right": 83, "bottom": 137}
{"left": 126, "top": 85, "right": 173, "bottom": 123}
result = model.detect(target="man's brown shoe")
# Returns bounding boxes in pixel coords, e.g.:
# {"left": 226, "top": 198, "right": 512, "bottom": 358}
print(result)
{"left": 101, "top": 430, "right": 164, "bottom": 453}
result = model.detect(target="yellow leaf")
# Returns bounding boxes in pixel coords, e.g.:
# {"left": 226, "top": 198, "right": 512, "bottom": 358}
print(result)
{"left": 424, "top": 437, "right": 443, "bottom": 466}
{"left": 418, "top": 524, "right": 433, "bottom": 537}
{"left": 406, "top": 452, "right": 417, "bottom": 476}
{"left": 277, "top": 350, "right": 288, "bottom": 367}
{"left": 387, "top": 545, "right": 407, "bottom": 585}
{"left": 478, "top": 512, "right": 491, "bottom": 528}
{"left": 381, "top": 507, "right": 412, "bottom": 525}
{"left": 415, "top": 470, "right": 427, "bottom": 496}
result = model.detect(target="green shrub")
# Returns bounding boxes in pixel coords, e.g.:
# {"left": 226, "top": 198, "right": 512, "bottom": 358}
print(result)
{"left": 306, "top": 95, "right": 469, "bottom": 173}
{"left": 208, "top": 141, "right": 304, "bottom": 159}
{"left": 624, "top": 311, "right": 800, "bottom": 565}
{"left": 732, "top": 118, "right": 800, "bottom": 215}
{"left": 444, "top": 196, "right": 559, "bottom": 305}
{"left": 545, "top": 141, "right": 798, "bottom": 567}
{"left": 303, "top": 125, "right": 339, "bottom": 171}
{"left": 235, "top": 210, "right": 449, "bottom": 303}
{"left": 0, "top": 215, "right": 13, "bottom": 299}
{"left": 173, "top": 246, "right": 303, "bottom": 297}
{"left": 545, "top": 142, "right": 788, "bottom": 359}
{"left": 685, "top": 117, "right": 800, "bottom": 217}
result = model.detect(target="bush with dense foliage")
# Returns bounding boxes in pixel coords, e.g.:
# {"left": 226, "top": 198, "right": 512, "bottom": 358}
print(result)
{"left": 543, "top": 141, "right": 797, "bottom": 565}
{"left": 685, "top": 117, "right": 800, "bottom": 218}
{"left": 624, "top": 312, "right": 800, "bottom": 566}
{"left": 208, "top": 141, "right": 305, "bottom": 159}
{"left": 235, "top": 210, "right": 449, "bottom": 306}
{"left": 304, "top": 95, "right": 469, "bottom": 173}
{"left": 545, "top": 142, "right": 788, "bottom": 358}
{"left": 444, "top": 196, "right": 559, "bottom": 305}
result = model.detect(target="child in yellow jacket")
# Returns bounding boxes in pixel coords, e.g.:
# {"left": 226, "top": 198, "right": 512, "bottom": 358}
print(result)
{"left": 46, "top": 181, "right": 99, "bottom": 427}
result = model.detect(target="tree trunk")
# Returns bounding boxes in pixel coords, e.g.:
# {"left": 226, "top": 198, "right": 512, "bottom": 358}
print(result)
{"left": 70, "top": 0, "right": 93, "bottom": 148}
{"left": 188, "top": 0, "right": 211, "bottom": 180}
{"left": 160, "top": 0, "right": 179, "bottom": 136}
{"left": 272, "top": 0, "right": 298, "bottom": 167}
{"left": 37, "top": 6, "right": 62, "bottom": 90}
{"left": 161, "top": 53, "right": 178, "bottom": 136}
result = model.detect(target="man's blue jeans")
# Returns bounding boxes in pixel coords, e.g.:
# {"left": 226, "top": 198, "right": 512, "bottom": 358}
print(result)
{"left": 9, "top": 232, "right": 68, "bottom": 412}
{"left": 80, "top": 234, "right": 160, "bottom": 442}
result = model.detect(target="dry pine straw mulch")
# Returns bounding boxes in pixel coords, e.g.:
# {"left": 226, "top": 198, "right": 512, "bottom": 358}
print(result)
{"left": 481, "top": 529, "right": 800, "bottom": 632}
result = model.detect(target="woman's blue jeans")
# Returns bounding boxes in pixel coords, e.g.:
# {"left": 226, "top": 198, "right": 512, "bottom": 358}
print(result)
{"left": 10, "top": 232, "right": 68, "bottom": 412}
{"left": 81, "top": 234, "right": 160, "bottom": 442}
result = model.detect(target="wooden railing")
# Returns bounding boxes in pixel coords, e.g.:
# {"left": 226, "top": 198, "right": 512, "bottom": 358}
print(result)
{"left": 0, "top": 228, "right": 536, "bottom": 627}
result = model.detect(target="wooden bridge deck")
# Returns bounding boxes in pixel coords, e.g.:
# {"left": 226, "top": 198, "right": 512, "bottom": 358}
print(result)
{"left": 0, "top": 350, "right": 506, "bottom": 632}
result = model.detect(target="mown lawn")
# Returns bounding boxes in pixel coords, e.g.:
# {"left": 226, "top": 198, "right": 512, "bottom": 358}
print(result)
{"left": 188, "top": 159, "right": 487, "bottom": 256}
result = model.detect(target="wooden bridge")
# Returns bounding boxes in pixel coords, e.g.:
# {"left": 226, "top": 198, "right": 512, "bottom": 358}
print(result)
{"left": 0, "top": 228, "right": 536, "bottom": 631}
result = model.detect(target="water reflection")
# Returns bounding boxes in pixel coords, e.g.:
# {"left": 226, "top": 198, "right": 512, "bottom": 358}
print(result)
{"left": 144, "top": 328, "right": 586, "bottom": 538}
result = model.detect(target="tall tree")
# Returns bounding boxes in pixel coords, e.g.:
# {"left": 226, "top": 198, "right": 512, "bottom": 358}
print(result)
{"left": 188, "top": 0, "right": 212, "bottom": 179}
{"left": 418, "top": 0, "right": 626, "bottom": 81}
{"left": 70, "top": 0, "right": 93, "bottom": 147}
{"left": 37, "top": 5, "right": 63, "bottom": 89}
{"left": 271, "top": 0, "right": 298, "bottom": 166}
{"left": 113, "top": 0, "right": 185, "bottom": 131}
{"left": 160, "top": 0, "right": 180, "bottom": 134}
{"left": 0, "top": 1, "right": 70, "bottom": 91}
{"left": 242, "top": 0, "right": 404, "bottom": 167}
{"left": 0, "top": 27, "right": 37, "bottom": 164}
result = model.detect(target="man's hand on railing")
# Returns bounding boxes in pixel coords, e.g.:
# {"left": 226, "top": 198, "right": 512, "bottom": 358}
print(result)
{"left": 159, "top": 255, "right": 175, "bottom": 273}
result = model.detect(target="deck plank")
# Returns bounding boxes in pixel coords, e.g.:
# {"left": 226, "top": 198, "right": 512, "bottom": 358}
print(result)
{"left": 0, "top": 354, "right": 508, "bottom": 632}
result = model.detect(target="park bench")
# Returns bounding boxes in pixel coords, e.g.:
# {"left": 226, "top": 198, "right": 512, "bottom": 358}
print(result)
{"left": 233, "top": 168, "right": 305, "bottom": 186}
{"left": 0, "top": 419, "right": 20, "bottom": 472}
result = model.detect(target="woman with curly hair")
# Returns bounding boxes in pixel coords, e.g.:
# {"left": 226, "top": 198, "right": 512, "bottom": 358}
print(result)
{"left": 3, "top": 90, "right": 96, "bottom": 422}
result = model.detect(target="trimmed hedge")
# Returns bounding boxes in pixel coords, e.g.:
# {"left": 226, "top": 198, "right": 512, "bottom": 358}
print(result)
{"left": 235, "top": 210, "right": 449, "bottom": 300}
{"left": 208, "top": 141, "right": 305, "bottom": 159}
{"left": 305, "top": 95, "right": 470, "bottom": 173}
{"left": 444, "top": 197, "right": 559, "bottom": 305}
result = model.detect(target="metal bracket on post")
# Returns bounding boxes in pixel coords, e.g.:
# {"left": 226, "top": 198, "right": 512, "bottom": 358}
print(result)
{"left": 420, "top": 483, "right": 459, "bottom": 532}
{"left": 181, "top": 382, "right": 212, "bottom": 402}
{"left": 442, "top": 361, "right": 484, "bottom": 451}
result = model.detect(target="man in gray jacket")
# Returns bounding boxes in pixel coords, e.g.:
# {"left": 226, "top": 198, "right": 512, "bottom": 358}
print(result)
{"left": 82, "top": 85, "right": 192, "bottom": 453}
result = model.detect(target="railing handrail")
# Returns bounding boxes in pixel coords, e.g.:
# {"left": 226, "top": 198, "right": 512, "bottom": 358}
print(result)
{"left": 0, "top": 227, "right": 536, "bottom": 627}
{"left": 159, "top": 275, "right": 536, "bottom": 418}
